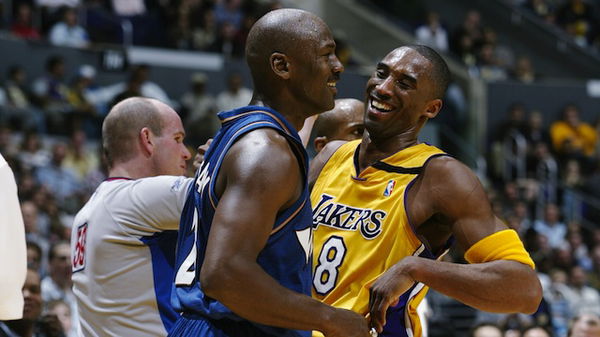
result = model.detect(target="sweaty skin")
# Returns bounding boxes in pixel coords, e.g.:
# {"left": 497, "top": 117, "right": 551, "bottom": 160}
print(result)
{"left": 310, "top": 46, "right": 542, "bottom": 334}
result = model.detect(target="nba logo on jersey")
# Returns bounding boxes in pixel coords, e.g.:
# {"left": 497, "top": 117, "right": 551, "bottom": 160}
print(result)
{"left": 73, "top": 223, "right": 88, "bottom": 272}
{"left": 383, "top": 180, "right": 396, "bottom": 197}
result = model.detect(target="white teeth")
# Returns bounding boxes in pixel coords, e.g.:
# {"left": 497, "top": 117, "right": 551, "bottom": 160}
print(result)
{"left": 327, "top": 82, "right": 336, "bottom": 87}
{"left": 371, "top": 100, "right": 392, "bottom": 112}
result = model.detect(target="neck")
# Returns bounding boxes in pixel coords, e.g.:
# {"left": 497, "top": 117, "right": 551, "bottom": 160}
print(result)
{"left": 357, "top": 123, "right": 424, "bottom": 172}
{"left": 108, "top": 160, "right": 154, "bottom": 180}
{"left": 249, "top": 96, "right": 307, "bottom": 131}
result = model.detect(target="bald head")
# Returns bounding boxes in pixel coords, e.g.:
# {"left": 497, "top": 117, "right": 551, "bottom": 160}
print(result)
{"left": 102, "top": 97, "right": 165, "bottom": 167}
{"left": 313, "top": 98, "right": 365, "bottom": 153}
{"left": 246, "top": 8, "right": 329, "bottom": 88}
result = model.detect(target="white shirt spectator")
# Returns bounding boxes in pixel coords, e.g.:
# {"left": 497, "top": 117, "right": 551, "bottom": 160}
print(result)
{"left": 49, "top": 22, "right": 90, "bottom": 48}
{"left": 216, "top": 87, "right": 252, "bottom": 112}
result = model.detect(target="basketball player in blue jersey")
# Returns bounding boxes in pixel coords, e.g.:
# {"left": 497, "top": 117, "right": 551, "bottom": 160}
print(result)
{"left": 71, "top": 97, "right": 193, "bottom": 336}
{"left": 170, "top": 8, "right": 371, "bottom": 337}
{"left": 309, "top": 45, "right": 543, "bottom": 336}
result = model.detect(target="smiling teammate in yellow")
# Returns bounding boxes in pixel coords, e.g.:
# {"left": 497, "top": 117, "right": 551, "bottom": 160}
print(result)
{"left": 309, "top": 45, "right": 542, "bottom": 337}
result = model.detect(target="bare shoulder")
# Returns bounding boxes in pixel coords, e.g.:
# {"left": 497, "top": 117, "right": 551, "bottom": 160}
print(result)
{"left": 419, "top": 155, "right": 490, "bottom": 212}
{"left": 308, "top": 140, "right": 347, "bottom": 191}
{"left": 222, "top": 128, "right": 301, "bottom": 187}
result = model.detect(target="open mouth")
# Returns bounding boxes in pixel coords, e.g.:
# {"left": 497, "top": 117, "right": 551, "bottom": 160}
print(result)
{"left": 327, "top": 81, "right": 338, "bottom": 95}
{"left": 370, "top": 98, "right": 393, "bottom": 112}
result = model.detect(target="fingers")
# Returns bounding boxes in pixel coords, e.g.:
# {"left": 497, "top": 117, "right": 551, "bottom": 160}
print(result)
{"left": 368, "top": 289, "right": 389, "bottom": 333}
{"left": 194, "top": 138, "right": 213, "bottom": 169}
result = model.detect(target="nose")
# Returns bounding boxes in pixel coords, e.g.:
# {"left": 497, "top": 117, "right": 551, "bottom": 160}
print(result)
{"left": 374, "top": 76, "right": 394, "bottom": 99}
{"left": 182, "top": 145, "right": 192, "bottom": 160}
{"left": 331, "top": 54, "right": 344, "bottom": 75}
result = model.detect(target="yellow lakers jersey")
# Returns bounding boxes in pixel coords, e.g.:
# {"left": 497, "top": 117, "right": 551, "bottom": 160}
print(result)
{"left": 311, "top": 140, "right": 448, "bottom": 337}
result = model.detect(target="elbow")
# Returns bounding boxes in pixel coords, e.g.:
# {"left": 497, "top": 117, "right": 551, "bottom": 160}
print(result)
{"left": 519, "top": 276, "right": 543, "bottom": 314}
{"left": 200, "top": 261, "right": 229, "bottom": 299}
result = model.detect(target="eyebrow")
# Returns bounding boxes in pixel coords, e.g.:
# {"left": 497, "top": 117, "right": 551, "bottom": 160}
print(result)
{"left": 377, "top": 62, "right": 418, "bottom": 85}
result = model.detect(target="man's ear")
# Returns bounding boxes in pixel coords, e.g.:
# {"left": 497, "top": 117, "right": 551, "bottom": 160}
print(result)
{"left": 270, "top": 52, "right": 290, "bottom": 80}
{"left": 139, "top": 127, "right": 154, "bottom": 156}
{"left": 423, "top": 99, "right": 442, "bottom": 119}
{"left": 314, "top": 136, "right": 328, "bottom": 154}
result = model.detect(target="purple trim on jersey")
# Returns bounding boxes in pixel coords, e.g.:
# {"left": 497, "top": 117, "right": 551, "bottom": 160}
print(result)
{"left": 140, "top": 230, "right": 180, "bottom": 333}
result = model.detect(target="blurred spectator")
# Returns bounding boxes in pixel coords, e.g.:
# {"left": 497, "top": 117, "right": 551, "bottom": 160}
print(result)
{"left": 31, "top": 55, "right": 72, "bottom": 134}
{"left": 561, "top": 160, "right": 584, "bottom": 222}
{"left": 41, "top": 242, "right": 75, "bottom": 337}
{"left": 214, "top": 0, "right": 243, "bottom": 31}
{"left": 65, "top": 66, "right": 100, "bottom": 136}
{"left": 17, "top": 131, "right": 49, "bottom": 171}
{"left": 533, "top": 203, "right": 567, "bottom": 249}
{"left": 522, "top": 325, "right": 552, "bottom": 337}
{"left": 34, "top": 142, "right": 81, "bottom": 211}
{"left": 568, "top": 312, "right": 600, "bottom": 337}
{"left": 451, "top": 9, "right": 484, "bottom": 58}
{"left": 215, "top": 72, "right": 252, "bottom": 112}
{"left": 565, "top": 228, "right": 592, "bottom": 270}
{"left": 0, "top": 268, "right": 65, "bottom": 337}
{"left": 2, "top": 66, "right": 46, "bottom": 134}
{"left": 550, "top": 104, "right": 597, "bottom": 166}
{"left": 588, "top": 246, "right": 600, "bottom": 290}
{"left": 37, "top": 0, "right": 80, "bottom": 8}
{"left": 523, "top": 111, "right": 551, "bottom": 149}
{"left": 10, "top": 3, "right": 41, "bottom": 40}
{"left": 523, "top": 0, "right": 557, "bottom": 23}
{"left": 470, "top": 322, "right": 503, "bottom": 337}
{"left": 480, "top": 26, "right": 515, "bottom": 69}
{"left": 210, "top": 21, "right": 244, "bottom": 58}
{"left": 62, "top": 130, "right": 98, "bottom": 182}
{"left": 48, "top": 7, "right": 90, "bottom": 48}
{"left": 180, "top": 72, "right": 218, "bottom": 144}
{"left": 45, "top": 300, "right": 72, "bottom": 337}
{"left": 192, "top": 9, "right": 218, "bottom": 51}
{"left": 104, "top": 64, "right": 171, "bottom": 107}
{"left": 545, "top": 269, "right": 572, "bottom": 337}
{"left": 415, "top": 11, "right": 449, "bottom": 53}
{"left": 555, "top": 0, "right": 598, "bottom": 47}
{"left": 26, "top": 241, "right": 43, "bottom": 275}
{"left": 564, "top": 266, "right": 600, "bottom": 316}
{"left": 510, "top": 55, "right": 537, "bottom": 84}
{"left": 111, "top": 0, "right": 145, "bottom": 16}
{"left": 495, "top": 102, "right": 528, "bottom": 142}
{"left": 476, "top": 43, "right": 508, "bottom": 82}
{"left": 21, "top": 200, "right": 50, "bottom": 259}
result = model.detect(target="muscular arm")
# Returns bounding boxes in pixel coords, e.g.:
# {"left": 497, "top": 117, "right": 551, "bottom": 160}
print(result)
{"left": 369, "top": 157, "right": 542, "bottom": 331}
{"left": 200, "top": 129, "right": 368, "bottom": 336}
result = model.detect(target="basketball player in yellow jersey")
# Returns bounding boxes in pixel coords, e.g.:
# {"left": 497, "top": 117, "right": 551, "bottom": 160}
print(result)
{"left": 309, "top": 45, "right": 542, "bottom": 337}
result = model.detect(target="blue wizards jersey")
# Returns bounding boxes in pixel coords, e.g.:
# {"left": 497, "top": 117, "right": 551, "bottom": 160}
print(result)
{"left": 171, "top": 106, "right": 313, "bottom": 337}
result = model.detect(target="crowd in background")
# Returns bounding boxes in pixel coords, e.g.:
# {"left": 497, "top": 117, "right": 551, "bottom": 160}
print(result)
{"left": 1, "top": 1, "right": 600, "bottom": 337}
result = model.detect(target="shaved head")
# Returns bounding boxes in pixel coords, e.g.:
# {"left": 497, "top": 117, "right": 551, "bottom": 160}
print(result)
{"left": 246, "top": 8, "right": 329, "bottom": 90}
{"left": 314, "top": 98, "right": 364, "bottom": 139}
{"left": 102, "top": 97, "right": 165, "bottom": 167}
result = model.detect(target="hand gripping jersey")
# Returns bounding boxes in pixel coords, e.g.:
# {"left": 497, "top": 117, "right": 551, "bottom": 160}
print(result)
{"left": 71, "top": 176, "right": 193, "bottom": 337}
{"left": 172, "top": 106, "right": 313, "bottom": 337}
{"left": 311, "top": 140, "right": 450, "bottom": 337}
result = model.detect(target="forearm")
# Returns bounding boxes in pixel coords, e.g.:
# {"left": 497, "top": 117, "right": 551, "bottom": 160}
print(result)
{"left": 405, "top": 257, "right": 542, "bottom": 313}
{"left": 201, "top": 259, "right": 335, "bottom": 333}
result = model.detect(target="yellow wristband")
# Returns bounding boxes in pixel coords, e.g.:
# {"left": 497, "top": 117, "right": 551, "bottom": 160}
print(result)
{"left": 464, "top": 229, "right": 535, "bottom": 269}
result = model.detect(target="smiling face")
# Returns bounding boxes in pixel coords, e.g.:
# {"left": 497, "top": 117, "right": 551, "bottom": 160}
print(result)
{"left": 289, "top": 19, "right": 344, "bottom": 116}
{"left": 364, "top": 47, "right": 442, "bottom": 142}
